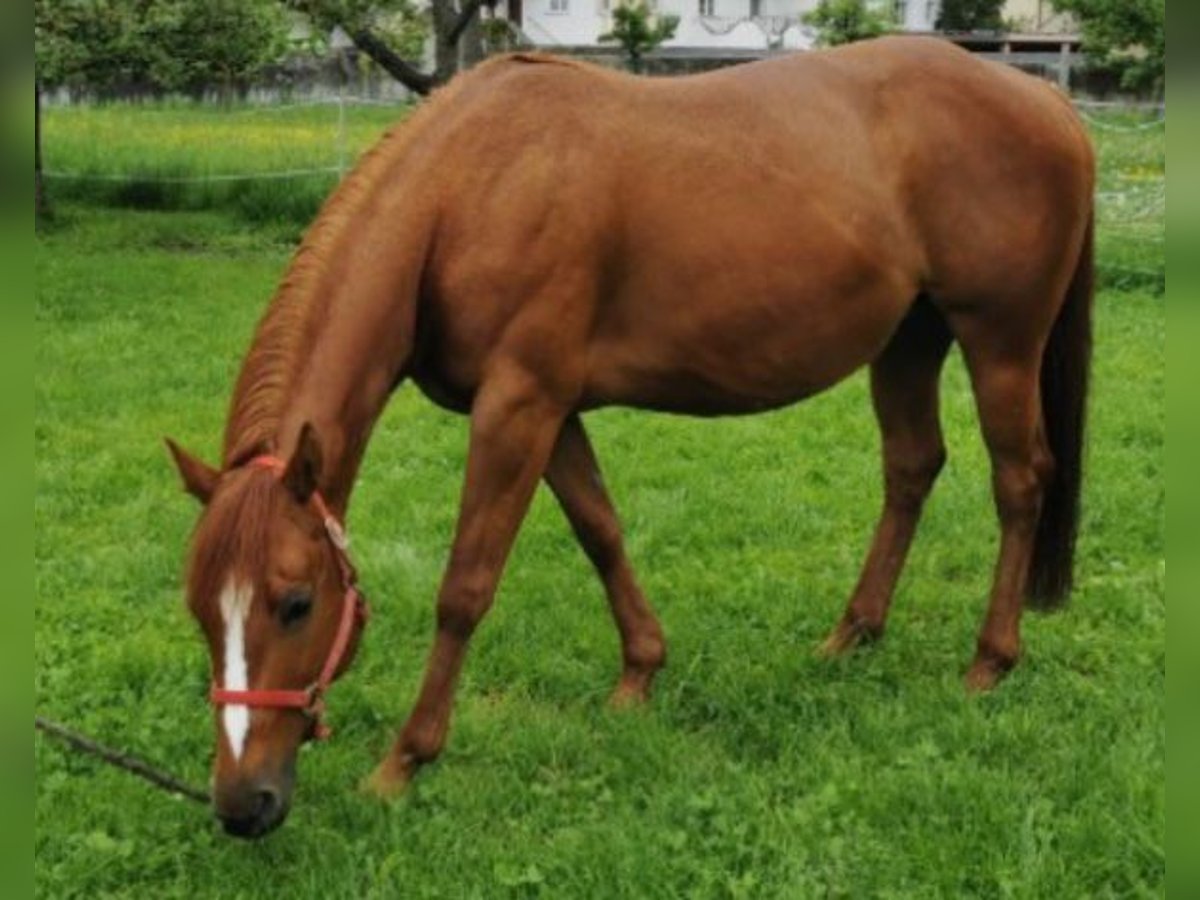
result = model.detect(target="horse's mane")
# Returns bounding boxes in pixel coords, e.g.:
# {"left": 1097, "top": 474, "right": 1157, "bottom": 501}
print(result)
{"left": 219, "top": 133, "right": 402, "bottom": 468}
{"left": 219, "top": 79, "right": 471, "bottom": 469}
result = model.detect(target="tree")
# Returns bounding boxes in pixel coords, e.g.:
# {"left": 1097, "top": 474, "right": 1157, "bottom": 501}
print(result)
{"left": 1051, "top": 0, "right": 1164, "bottom": 93}
{"left": 802, "top": 0, "right": 893, "bottom": 47}
{"left": 936, "top": 0, "right": 1004, "bottom": 32}
{"left": 34, "top": 0, "right": 291, "bottom": 222}
{"left": 286, "top": 0, "right": 490, "bottom": 95}
{"left": 34, "top": 0, "right": 291, "bottom": 98}
{"left": 36, "top": 79, "right": 48, "bottom": 226}
{"left": 599, "top": 1, "right": 679, "bottom": 74}
{"left": 146, "top": 0, "right": 293, "bottom": 100}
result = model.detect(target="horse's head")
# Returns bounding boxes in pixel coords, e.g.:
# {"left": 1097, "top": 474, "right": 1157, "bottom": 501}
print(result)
{"left": 166, "top": 425, "right": 365, "bottom": 839}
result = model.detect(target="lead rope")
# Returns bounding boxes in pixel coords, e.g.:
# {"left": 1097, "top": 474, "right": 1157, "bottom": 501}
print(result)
{"left": 35, "top": 715, "right": 210, "bottom": 804}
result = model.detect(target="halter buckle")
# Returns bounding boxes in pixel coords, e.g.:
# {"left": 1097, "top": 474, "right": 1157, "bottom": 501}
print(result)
{"left": 324, "top": 517, "right": 350, "bottom": 551}
{"left": 302, "top": 684, "right": 325, "bottom": 716}
{"left": 302, "top": 686, "right": 331, "bottom": 740}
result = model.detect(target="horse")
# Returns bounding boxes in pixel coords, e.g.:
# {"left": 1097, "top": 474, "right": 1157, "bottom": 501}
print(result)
{"left": 167, "top": 36, "right": 1094, "bottom": 837}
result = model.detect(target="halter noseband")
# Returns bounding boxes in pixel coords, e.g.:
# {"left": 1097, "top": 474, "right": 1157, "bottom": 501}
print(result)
{"left": 208, "top": 455, "right": 369, "bottom": 741}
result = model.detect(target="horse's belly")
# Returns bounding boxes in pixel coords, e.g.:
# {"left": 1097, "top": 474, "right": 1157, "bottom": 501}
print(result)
{"left": 584, "top": 284, "right": 908, "bottom": 415}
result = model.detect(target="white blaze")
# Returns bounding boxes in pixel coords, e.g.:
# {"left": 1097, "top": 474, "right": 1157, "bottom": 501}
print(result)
{"left": 219, "top": 578, "right": 253, "bottom": 762}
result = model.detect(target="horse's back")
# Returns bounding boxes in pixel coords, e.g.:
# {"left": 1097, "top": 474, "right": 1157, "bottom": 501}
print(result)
{"left": 411, "top": 40, "right": 1093, "bottom": 413}
{"left": 818, "top": 38, "right": 1094, "bottom": 306}
{"left": 442, "top": 37, "right": 1092, "bottom": 296}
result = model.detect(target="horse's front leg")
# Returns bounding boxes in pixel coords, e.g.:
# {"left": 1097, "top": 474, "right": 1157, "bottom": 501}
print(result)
{"left": 366, "top": 364, "right": 567, "bottom": 796}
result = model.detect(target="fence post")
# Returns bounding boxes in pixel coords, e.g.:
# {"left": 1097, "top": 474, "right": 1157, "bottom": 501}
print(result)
{"left": 337, "top": 69, "right": 348, "bottom": 179}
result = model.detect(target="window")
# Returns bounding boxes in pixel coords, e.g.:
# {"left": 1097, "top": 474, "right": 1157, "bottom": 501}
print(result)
{"left": 699, "top": 0, "right": 714, "bottom": 14}
{"left": 749, "top": 0, "right": 760, "bottom": 16}
{"left": 925, "top": 0, "right": 938, "bottom": 26}
{"left": 894, "top": 0, "right": 907, "bottom": 25}
{"left": 548, "top": 0, "right": 568, "bottom": 13}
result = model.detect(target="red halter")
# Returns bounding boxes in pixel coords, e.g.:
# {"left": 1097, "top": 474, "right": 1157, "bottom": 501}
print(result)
{"left": 208, "top": 455, "right": 369, "bottom": 740}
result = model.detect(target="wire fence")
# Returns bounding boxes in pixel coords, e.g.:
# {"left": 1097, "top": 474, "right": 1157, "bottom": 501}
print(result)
{"left": 44, "top": 165, "right": 346, "bottom": 183}
{"left": 41, "top": 94, "right": 1164, "bottom": 289}
{"left": 43, "top": 94, "right": 406, "bottom": 184}
{"left": 1075, "top": 99, "right": 1166, "bottom": 138}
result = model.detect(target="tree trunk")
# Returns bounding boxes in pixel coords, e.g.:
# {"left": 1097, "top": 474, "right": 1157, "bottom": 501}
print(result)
{"left": 432, "top": 0, "right": 459, "bottom": 85}
{"left": 340, "top": 0, "right": 487, "bottom": 97}
{"left": 349, "top": 27, "right": 435, "bottom": 95}
{"left": 458, "top": 9, "right": 485, "bottom": 70}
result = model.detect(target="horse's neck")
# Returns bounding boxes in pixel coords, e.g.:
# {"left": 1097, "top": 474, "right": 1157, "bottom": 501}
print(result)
{"left": 224, "top": 130, "right": 436, "bottom": 511}
{"left": 230, "top": 246, "right": 423, "bottom": 514}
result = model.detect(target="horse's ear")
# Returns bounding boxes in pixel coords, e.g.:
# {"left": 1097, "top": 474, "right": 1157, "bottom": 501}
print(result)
{"left": 283, "top": 422, "right": 323, "bottom": 504}
{"left": 165, "top": 438, "right": 219, "bottom": 504}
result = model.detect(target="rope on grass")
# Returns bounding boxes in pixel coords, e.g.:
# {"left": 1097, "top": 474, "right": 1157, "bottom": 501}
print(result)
{"left": 35, "top": 716, "right": 210, "bottom": 805}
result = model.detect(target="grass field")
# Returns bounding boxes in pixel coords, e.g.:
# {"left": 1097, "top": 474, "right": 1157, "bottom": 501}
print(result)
{"left": 36, "top": 95, "right": 1164, "bottom": 897}
{"left": 41, "top": 100, "right": 405, "bottom": 226}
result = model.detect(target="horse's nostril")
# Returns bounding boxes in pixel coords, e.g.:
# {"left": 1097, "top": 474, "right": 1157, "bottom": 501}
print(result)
{"left": 218, "top": 784, "right": 285, "bottom": 838}
{"left": 256, "top": 788, "right": 279, "bottom": 820}
{"left": 220, "top": 810, "right": 259, "bottom": 838}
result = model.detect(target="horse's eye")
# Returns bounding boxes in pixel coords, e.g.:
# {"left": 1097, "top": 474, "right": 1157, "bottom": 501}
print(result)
{"left": 278, "top": 589, "right": 313, "bottom": 628}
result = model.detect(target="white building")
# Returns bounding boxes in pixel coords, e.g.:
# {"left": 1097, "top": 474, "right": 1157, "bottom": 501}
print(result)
{"left": 517, "top": 0, "right": 944, "bottom": 52}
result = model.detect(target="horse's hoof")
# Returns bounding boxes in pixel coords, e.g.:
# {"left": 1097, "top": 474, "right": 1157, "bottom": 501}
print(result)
{"left": 964, "top": 658, "right": 1012, "bottom": 693}
{"left": 817, "top": 619, "right": 880, "bottom": 658}
{"left": 361, "top": 755, "right": 415, "bottom": 800}
{"left": 608, "top": 680, "right": 651, "bottom": 709}
{"left": 817, "top": 629, "right": 855, "bottom": 658}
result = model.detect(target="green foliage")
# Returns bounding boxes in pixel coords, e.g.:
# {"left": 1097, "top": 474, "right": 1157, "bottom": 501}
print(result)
{"left": 935, "top": 0, "right": 1005, "bottom": 32}
{"left": 285, "top": 0, "right": 429, "bottom": 65}
{"left": 599, "top": 1, "right": 679, "bottom": 73}
{"left": 148, "top": 0, "right": 292, "bottom": 97}
{"left": 801, "top": 0, "right": 893, "bottom": 47}
{"left": 480, "top": 16, "right": 522, "bottom": 53}
{"left": 35, "top": 204, "right": 1163, "bottom": 896}
{"left": 34, "top": 0, "right": 292, "bottom": 97}
{"left": 1051, "top": 0, "right": 1165, "bottom": 93}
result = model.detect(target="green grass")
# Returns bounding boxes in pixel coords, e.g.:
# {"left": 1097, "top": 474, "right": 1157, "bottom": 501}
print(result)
{"left": 1085, "top": 108, "right": 1166, "bottom": 294}
{"left": 35, "top": 205, "right": 1163, "bottom": 897}
{"left": 41, "top": 100, "right": 408, "bottom": 227}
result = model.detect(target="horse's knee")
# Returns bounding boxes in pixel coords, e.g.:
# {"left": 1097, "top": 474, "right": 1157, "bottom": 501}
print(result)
{"left": 992, "top": 463, "right": 1043, "bottom": 528}
{"left": 884, "top": 442, "right": 946, "bottom": 511}
{"left": 1033, "top": 434, "right": 1056, "bottom": 490}
{"left": 436, "top": 574, "right": 494, "bottom": 640}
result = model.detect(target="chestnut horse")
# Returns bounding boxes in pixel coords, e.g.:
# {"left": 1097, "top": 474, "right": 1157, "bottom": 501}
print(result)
{"left": 167, "top": 36, "right": 1093, "bottom": 837}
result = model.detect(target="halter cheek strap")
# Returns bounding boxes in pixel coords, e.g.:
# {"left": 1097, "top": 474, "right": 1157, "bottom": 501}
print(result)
{"left": 208, "top": 455, "right": 369, "bottom": 741}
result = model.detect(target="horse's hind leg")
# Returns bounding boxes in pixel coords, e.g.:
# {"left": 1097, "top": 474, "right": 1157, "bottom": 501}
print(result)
{"left": 953, "top": 321, "right": 1054, "bottom": 692}
{"left": 544, "top": 415, "right": 666, "bottom": 705}
{"left": 822, "top": 298, "right": 952, "bottom": 656}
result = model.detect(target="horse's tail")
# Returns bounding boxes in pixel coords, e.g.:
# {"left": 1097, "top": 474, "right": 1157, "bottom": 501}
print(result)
{"left": 1027, "top": 210, "right": 1094, "bottom": 608}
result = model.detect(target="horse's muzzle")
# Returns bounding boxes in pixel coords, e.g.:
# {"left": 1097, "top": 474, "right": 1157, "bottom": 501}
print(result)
{"left": 215, "top": 778, "right": 291, "bottom": 839}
